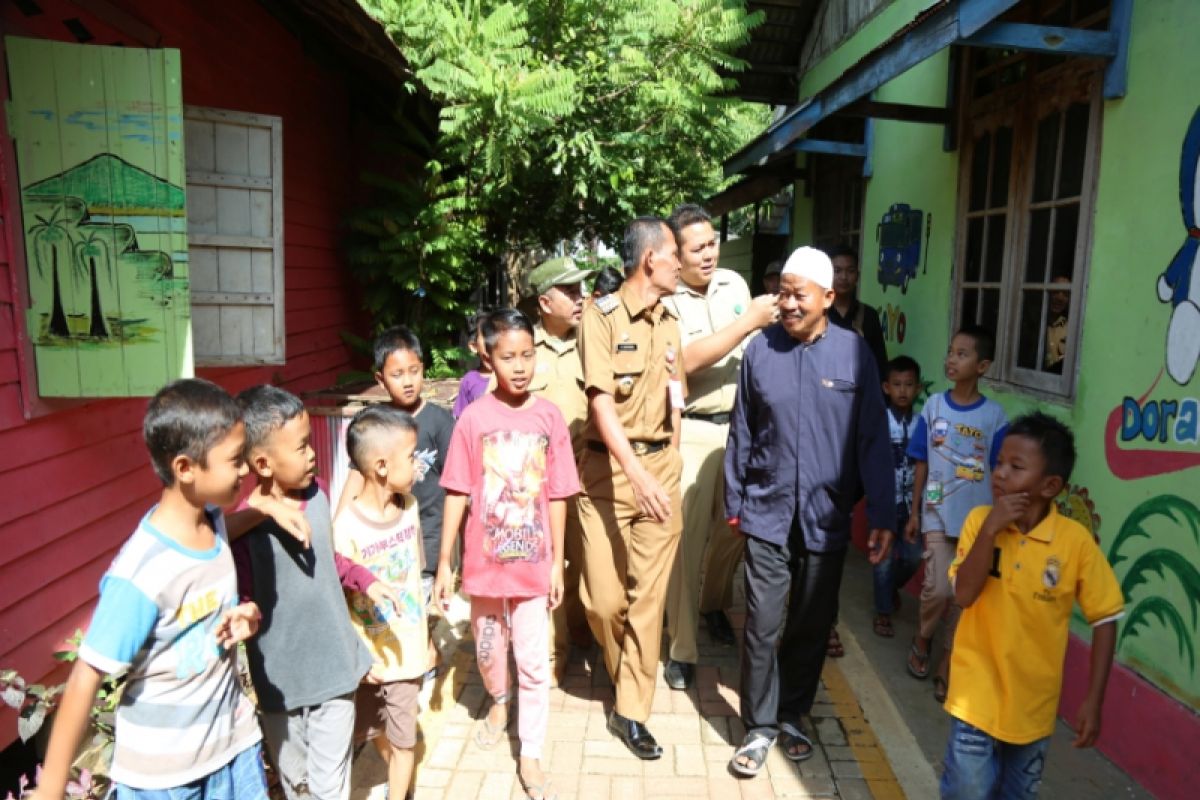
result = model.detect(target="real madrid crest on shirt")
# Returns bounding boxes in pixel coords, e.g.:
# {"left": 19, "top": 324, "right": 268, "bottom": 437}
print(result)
{"left": 1042, "top": 555, "right": 1062, "bottom": 590}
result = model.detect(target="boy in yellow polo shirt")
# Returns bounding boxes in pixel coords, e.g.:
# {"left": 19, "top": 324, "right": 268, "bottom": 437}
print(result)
{"left": 941, "top": 412, "right": 1123, "bottom": 800}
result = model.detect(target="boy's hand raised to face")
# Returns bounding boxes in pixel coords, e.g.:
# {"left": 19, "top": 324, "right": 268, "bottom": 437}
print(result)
{"left": 216, "top": 602, "right": 261, "bottom": 649}
{"left": 982, "top": 492, "right": 1031, "bottom": 536}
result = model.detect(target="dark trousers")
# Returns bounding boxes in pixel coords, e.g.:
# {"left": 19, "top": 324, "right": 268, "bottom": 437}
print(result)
{"left": 740, "top": 519, "right": 847, "bottom": 738}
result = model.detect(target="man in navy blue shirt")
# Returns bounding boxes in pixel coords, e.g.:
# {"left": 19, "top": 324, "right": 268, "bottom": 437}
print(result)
{"left": 724, "top": 246, "right": 896, "bottom": 777}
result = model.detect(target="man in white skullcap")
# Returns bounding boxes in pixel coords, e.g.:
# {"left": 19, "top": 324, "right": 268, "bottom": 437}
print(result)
{"left": 723, "top": 246, "right": 896, "bottom": 777}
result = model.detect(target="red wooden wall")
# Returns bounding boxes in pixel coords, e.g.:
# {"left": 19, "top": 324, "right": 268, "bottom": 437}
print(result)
{"left": 0, "top": 0, "right": 372, "bottom": 744}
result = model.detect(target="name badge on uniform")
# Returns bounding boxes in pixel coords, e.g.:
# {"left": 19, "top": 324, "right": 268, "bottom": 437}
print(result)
{"left": 617, "top": 343, "right": 638, "bottom": 352}
{"left": 669, "top": 379, "right": 685, "bottom": 409}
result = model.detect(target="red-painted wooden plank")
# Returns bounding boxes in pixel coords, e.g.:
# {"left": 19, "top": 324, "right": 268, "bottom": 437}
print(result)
{"left": 0, "top": 430, "right": 147, "bottom": 526}
{"left": 0, "top": 383, "right": 24, "bottom": 431}
{"left": 0, "top": 398, "right": 144, "bottom": 472}
{"left": 0, "top": 466, "right": 154, "bottom": 572}
{"left": 0, "top": 302, "right": 16, "bottom": 352}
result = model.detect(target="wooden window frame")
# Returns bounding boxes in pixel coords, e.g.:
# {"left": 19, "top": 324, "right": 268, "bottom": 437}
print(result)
{"left": 952, "top": 58, "right": 1103, "bottom": 400}
{"left": 184, "top": 105, "right": 285, "bottom": 366}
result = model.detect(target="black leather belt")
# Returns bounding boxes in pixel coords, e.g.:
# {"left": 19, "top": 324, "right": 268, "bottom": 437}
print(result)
{"left": 587, "top": 439, "right": 669, "bottom": 456}
{"left": 683, "top": 411, "right": 731, "bottom": 425}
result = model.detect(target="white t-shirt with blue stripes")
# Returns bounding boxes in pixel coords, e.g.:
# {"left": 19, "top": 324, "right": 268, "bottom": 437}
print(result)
{"left": 79, "top": 506, "right": 261, "bottom": 789}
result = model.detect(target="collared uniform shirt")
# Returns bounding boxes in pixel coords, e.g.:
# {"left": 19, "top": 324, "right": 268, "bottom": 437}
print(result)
{"left": 579, "top": 281, "right": 685, "bottom": 444}
{"left": 724, "top": 323, "right": 895, "bottom": 551}
{"left": 530, "top": 323, "right": 587, "bottom": 455}
{"left": 661, "top": 268, "right": 754, "bottom": 415}
{"left": 947, "top": 505, "right": 1124, "bottom": 744}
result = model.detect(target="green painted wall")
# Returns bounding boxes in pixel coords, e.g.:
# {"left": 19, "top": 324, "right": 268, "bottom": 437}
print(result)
{"left": 789, "top": 0, "right": 1200, "bottom": 711}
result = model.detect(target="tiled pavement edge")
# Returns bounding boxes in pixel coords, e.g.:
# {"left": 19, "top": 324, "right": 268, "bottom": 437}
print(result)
{"left": 351, "top": 598, "right": 915, "bottom": 799}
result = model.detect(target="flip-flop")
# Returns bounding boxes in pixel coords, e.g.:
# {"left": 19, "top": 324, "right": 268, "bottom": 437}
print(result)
{"left": 907, "top": 640, "right": 931, "bottom": 679}
{"left": 474, "top": 706, "right": 508, "bottom": 750}
{"left": 933, "top": 675, "right": 948, "bottom": 704}
{"left": 873, "top": 615, "right": 895, "bottom": 638}
{"left": 779, "top": 724, "right": 815, "bottom": 762}
{"left": 518, "top": 773, "right": 558, "bottom": 800}
{"left": 729, "top": 733, "right": 774, "bottom": 777}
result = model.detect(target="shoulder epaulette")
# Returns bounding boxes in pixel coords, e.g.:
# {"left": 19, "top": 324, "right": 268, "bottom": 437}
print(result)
{"left": 595, "top": 294, "right": 619, "bottom": 314}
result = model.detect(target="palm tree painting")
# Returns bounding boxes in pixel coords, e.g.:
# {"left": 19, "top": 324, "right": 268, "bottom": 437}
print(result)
{"left": 27, "top": 201, "right": 84, "bottom": 339}
{"left": 1109, "top": 494, "right": 1200, "bottom": 699}
{"left": 9, "top": 35, "right": 191, "bottom": 397}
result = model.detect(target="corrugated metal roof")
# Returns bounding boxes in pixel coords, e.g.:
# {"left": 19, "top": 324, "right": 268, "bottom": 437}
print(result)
{"left": 722, "top": 0, "right": 824, "bottom": 105}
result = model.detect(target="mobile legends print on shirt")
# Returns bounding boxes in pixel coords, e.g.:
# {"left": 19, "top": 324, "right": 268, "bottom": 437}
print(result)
{"left": 481, "top": 430, "right": 550, "bottom": 564}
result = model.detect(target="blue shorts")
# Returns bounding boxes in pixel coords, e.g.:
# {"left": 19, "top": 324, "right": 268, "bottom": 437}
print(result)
{"left": 115, "top": 742, "right": 267, "bottom": 800}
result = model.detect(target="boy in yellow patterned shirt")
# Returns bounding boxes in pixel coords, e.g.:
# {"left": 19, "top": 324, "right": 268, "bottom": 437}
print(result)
{"left": 941, "top": 412, "right": 1124, "bottom": 800}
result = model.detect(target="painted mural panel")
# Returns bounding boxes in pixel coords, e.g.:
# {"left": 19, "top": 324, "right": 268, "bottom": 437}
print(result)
{"left": 6, "top": 36, "right": 192, "bottom": 397}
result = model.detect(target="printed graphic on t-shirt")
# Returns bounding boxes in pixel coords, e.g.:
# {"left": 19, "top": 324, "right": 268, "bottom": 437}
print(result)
{"left": 481, "top": 430, "right": 550, "bottom": 564}
{"left": 349, "top": 523, "right": 424, "bottom": 631}
{"left": 173, "top": 586, "right": 226, "bottom": 679}
{"left": 413, "top": 448, "right": 437, "bottom": 483}
{"left": 928, "top": 417, "right": 989, "bottom": 508}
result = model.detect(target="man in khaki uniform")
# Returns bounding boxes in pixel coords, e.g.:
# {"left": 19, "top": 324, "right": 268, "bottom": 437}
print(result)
{"left": 524, "top": 256, "right": 594, "bottom": 684}
{"left": 661, "top": 205, "right": 777, "bottom": 690}
{"left": 577, "top": 216, "right": 684, "bottom": 760}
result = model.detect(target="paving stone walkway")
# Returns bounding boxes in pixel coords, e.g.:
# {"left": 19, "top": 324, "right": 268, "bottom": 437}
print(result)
{"left": 351, "top": 580, "right": 907, "bottom": 800}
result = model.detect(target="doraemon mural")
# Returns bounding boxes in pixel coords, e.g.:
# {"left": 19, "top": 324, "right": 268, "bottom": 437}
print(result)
{"left": 1157, "top": 107, "right": 1200, "bottom": 385}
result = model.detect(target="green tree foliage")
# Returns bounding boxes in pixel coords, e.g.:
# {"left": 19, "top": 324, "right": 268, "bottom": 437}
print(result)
{"left": 352, "top": 0, "right": 769, "bottom": 335}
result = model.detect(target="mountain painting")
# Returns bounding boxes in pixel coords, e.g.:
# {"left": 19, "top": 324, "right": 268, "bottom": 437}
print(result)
{"left": 7, "top": 36, "right": 193, "bottom": 397}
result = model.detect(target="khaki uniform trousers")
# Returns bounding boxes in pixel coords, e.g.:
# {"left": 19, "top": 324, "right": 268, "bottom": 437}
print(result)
{"left": 665, "top": 417, "right": 745, "bottom": 664}
{"left": 577, "top": 445, "right": 683, "bottom": 722}
{"left": 549, "top": 497, "right": 589, "bottom": 670}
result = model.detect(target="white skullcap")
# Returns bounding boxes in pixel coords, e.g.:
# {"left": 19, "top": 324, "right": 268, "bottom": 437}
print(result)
{"left": 781, "top": 246, "right": 833, "bottom": 290}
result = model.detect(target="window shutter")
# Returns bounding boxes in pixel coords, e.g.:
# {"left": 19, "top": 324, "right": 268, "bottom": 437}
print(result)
{"left": 184, "top": 107, "right": 285, "bottom": 365}
{"left": 6, "top": 36, "right": 193, "bottom": 397}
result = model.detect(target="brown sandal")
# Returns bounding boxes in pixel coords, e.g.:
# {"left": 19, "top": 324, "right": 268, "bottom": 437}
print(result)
{"left": 826, "top": 626, "right": 845, "bottom": 658}
{"left": 873, "top": 615, "right": 895, "bottom": 638}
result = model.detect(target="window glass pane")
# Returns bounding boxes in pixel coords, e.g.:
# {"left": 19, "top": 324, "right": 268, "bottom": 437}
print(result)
{"left": 970, "top": 133, "right": 992, "bottom": 212}
{"left": 961, "top": 288, "right": 979, "bottom": 328}
{"left": 1032, "top": 112, "right": 1061, "bottom": 203}
{"left": 980, "top": 288, "right": 1001, "bottom": 338}
{"left": 990, "top": 126, "right": 1013, "bottom": 209}
{"left": 1044, "top": 278, "right": 1071, "bottom": 374}
{"left": 1050, "top": 204, "right": 1079, "bottom": 280}
{"left": 985, "top": 214, "right": 1007, "bottom": 283}
{"left": 1025, "top": 208, "right": 1051, "bottom": 282}
{"left": 1058, "top": 102, "right": 1090, "bottom": 199}
{"left": 1016, "top": 289, "right": 1045, "bottom": 370}
{"left": 965, "top": 216, "right": 985, "bottom": 283}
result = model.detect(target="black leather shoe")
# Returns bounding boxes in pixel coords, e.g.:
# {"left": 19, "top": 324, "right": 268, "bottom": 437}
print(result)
{"left": 664, "top": 659, "right": 695, "bottom": 690}
{"left": 607, "top": 711, "right": 663, "bottom": 760}
{"left": 704, "top": 610, "right": 737, "bottom": 646}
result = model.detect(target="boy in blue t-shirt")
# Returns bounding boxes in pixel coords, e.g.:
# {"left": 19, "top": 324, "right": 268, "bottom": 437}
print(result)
{"left": 905, "top": 325, "right": 1008, "bottom": 703}
{"left": 872, "top": 355, "right": 922, "bottom": 639}
{"left": 32, "top": 379, "right": 266, "bottom": 799}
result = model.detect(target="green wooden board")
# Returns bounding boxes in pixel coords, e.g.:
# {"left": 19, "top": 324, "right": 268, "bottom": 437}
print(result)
{"left": 6, "top": 36, "right": 192, "bottom": 397}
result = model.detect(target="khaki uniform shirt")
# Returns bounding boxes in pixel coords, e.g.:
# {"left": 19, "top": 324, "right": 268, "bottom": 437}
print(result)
{"left": 580, "top": 282, "right": 685, "bottom": 444}
{"left": 661, "top": 268, "right": 753, "bottom": 415}
{"left": 530, "top": 323, "right": 587, "bottom": 456}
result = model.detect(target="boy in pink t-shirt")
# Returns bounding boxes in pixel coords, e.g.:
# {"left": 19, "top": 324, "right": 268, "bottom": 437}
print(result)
{"left": 436, "top": 308, "right": 579, "bottom": 800}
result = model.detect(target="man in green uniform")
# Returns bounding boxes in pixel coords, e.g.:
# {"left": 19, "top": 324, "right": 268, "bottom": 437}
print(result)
{"left": 661, "top": 204, "right": 777, "bottom": 690}
{"left": 525, "top": 256, "right": 594, "bottom": 685}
